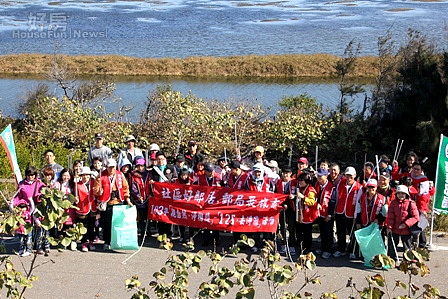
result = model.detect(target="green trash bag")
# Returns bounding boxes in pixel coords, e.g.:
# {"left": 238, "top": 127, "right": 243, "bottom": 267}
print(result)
{"left": 354, "top": 222, "right": 386, "bottom": 267}
{"left": 111, "top": 205, "right": 138, "bottom": 250}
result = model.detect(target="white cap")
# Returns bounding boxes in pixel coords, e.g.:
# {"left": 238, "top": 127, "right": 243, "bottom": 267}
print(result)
{"left": 149, "top": 143, "right": 160, "bottom": 151}
{"left": 366, "top": 178, "right": 377, "bottom": 187}
{"left": 344, "top": 166, "right": 356, "bottom": 176}
{"left": 396, "top": 185, "right": 410, "bottom": 196}
{"left": 79, "top": 166, "right": 93, "bottom": 176}
{"left": 107, "top": 158, "right": 117, "bottom": 167}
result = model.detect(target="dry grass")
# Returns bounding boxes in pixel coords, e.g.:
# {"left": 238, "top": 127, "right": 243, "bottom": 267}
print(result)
{"left": 0, "top": 53, "right": 379, "bottom": 78}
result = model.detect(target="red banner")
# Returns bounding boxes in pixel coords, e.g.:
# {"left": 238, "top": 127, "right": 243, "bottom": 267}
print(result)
{"left": 148, "top": 182, "right": 287, "bottom": 233}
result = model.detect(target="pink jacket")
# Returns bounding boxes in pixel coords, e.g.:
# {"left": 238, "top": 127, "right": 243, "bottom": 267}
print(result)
{"left": 386, "top": 199, "right": 419, "bottom": 235}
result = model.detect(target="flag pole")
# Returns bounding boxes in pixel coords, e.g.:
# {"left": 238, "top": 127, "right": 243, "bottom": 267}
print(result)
{"left": 427, "top": 134, "right": 444, "bottom": 251}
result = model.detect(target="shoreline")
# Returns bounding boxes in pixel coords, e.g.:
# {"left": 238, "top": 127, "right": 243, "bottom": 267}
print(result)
{"left": 0, "top": 53, "right": 379, "bottom": 78}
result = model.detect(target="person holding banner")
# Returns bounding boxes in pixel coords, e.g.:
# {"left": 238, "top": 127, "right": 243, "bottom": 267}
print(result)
{"left": 195, "top": 162, "right": 222, "bottom": 247}
{"left": 276, "top": 167, "right": 297, "bottom": 256}
{"left": 149, "top": 151, "right": 177, "bottom": 237}
{"left": 245, "top": 162, "right": 274, "bottom": 253}
{"left": 386, "top": 185, "right": 419, "bottom": 261}
{"left": 93, "top": 158, "right": 132, "bottom": 251}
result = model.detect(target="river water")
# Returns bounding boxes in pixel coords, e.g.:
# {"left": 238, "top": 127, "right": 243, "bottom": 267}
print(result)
{"left": 0, "top": 0, "right": 446, "bottom": 119}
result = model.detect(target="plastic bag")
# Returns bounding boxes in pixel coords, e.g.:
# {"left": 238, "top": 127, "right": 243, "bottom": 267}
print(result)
{"left": 355, "top": 223, "right": 386, "bottom": 267}
{"left": 111, "top": 205, "right": 138, "bottom": 250}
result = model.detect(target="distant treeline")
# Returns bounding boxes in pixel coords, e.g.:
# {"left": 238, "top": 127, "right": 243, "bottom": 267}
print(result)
{"left": 0, "top": 53, "right": 378, "bottom": 78}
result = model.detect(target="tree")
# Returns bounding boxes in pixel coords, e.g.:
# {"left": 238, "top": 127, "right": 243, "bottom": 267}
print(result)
{"left": 263, "top": 94, "right": 330, "bottom": 156}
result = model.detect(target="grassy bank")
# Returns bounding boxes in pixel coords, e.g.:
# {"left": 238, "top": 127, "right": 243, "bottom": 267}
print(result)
{"left": 0, "top": 53, "right": 379, "bottom": 78}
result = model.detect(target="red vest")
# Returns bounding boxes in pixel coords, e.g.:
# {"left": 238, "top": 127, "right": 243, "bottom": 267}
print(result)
{"left": 228, "top": 172, "right": 249, "bottom": 190}
{"left": 314, "top": 180, "right": 334, "bottom": 218}
{"left": 76, "top": 180, "right": 96, "bottom": 215}
{"left": 131, "top": 171, "right": 150, "bottom": 203}
{"left": 359, "top": 192, "right": 386, "bottom": 226}
{"left": 246, "top": 177, "right": 271, "bottom": 192}
{"left": 299, "top": 185, "right": 318, "bottom": 224}
{"left": 97, "top": 170, "right": 126, "bottom": 203}
{"left": 196, "top": 173, "right": 221, "bottom": 187}
{"left": 335, "top": 181, "right": 361, "bottom": 218}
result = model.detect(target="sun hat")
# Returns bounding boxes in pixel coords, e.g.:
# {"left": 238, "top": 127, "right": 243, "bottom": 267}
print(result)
{"left": 344, "top": 166, "right": 356, "bottom": 176}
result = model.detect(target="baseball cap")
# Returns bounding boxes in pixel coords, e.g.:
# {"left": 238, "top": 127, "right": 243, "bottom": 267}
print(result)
{"left": 188, "top": 140, "right": 197, "bottom": 147}
{"left": 107, "top": 158, "right": 117, "bottom": 167}
{"left": 176, "top": 154, "right": 186, "bottom": 162}
{"left": 366, "top": 178, "right": 378, "bottom": 187}
{"left": 149, "top": 143, "right": 160, "bottom": 151}
{"left": 229, "top": 160, "right": 241, "bottom": 169}
{"left": 254, "top": 146, "right": 264, "bottom": 153}
{"left": 344, "top": 166, "right": 356, "bottom": 176}
{"left": 95, "top": 133, "right": 104, "bottom": 139}
{"left": 282, "top": 167, "right": 292, "bottom": 173}
{"left": 204, "top": 162, "right": 215, "bottom": 172}
{"left": 317, "top": 168, "right": 329, "bottom": 176}
{"left": 298, "top": 157, "right": 308, "bottom": 164}
{"left": 380, "top": 172, "right": 391, "bottom": 179}
{"left": 135, "top": 157, "right": 146, "bottom": 166}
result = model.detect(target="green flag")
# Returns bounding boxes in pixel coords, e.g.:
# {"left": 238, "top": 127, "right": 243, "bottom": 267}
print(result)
{"left": 434, "top": 134, "right": 448, "bottom": 213}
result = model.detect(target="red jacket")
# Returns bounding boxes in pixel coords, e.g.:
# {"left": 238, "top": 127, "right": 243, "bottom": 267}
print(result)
{"left": 387, "top": 199, "right": 419, "bottom": 235}
{"left": 94, "top": 169, "right": 128, "bottom": 203}
{"left": 335, "top": 181, "right": 362, "bottom": 218}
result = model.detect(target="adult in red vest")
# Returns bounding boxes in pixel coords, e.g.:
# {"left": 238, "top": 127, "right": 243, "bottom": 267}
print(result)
{"left": 195, "top": 162, "right": 222, "bottom": 247}
{"left": 76, "top": 166, "right": 97, "bottom": 252}
{"left": 314, "top": 168, "right": 335, "bottom": 259}
{"left": 226, "top": 160, "right": 250, "bottom": 244}
{"left": 93, "top": 158, "right": 132, "bottom": 251}
{"left": 294, "top": 172, "right": 318, "bottom": 255}
{"left": 275, "top": 167, "right": 297, "bottom": 256}
{"left": 409, "top": 161, "right": 434, "bottom": 248}
{"left": 244, "top": 162, "right": 273, "bottom": 253}
{"left": 333, "top": 166, "right": 362, "bottom": 258}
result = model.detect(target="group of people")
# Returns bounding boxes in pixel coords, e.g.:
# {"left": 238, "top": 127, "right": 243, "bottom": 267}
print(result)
{"left": 9, "top": 133, "right": 435, "bottom": 263}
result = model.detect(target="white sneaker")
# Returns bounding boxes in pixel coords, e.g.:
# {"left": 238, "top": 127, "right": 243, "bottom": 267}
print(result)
{"left": 322, "top": 252, "right": 331, "bottom": 259}
{"left": 20, "top": 251, "right": 31, "bottom": 257}
{"left": 349, "top": 253, "right": 356, "bottom": 260}
{"left": 289, "top": 247, "right": 296, "bottom": 256}
{"left": 332, "top": 251, "right": 346, "bottom": 258}
{"left": 250, "top": 246, "right": 259, "bottom": 253}
{"left": 279, "top": 245, "right": 286, "bottom": 254}
{"left": 315, "top": 249, "right": 323, "bottom": 255}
